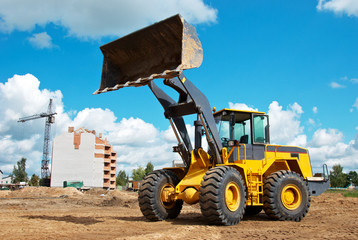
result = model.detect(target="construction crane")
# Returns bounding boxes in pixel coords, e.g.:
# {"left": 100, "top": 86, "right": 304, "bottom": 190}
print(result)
{"left": 18, "top": 99, "right": 57, "bottom": 183}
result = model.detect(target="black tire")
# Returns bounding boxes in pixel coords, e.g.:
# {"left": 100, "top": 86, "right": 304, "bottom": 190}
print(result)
{"left": 263, "top": 170, "right": 310, "bottom": 221}
{"left": 245, "top": 206, "right": 263, "bottom": 216}
{"left": 138, "top": 169, "right": 183, "bottom": 221}
{"left": 199, "top": 166, "right": 246, "bottom": 226}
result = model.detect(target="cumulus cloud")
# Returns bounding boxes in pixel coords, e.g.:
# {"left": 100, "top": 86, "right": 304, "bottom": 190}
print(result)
{"left": 352, "top": 97, "right": 358, "bottom": 111}
{"left": 267, "top": 101, "right": 305, "bottom": 146}
{"left": 317, "top": 0, "right": 358, "bottom": 17}
{"left": 308, "top": 118, "right": 316, "bottom": 126}
{"left": 310, "top": 128, "right": 344, "bottom": 147}
{"left": 313, "top": 106, "right": 318, "bottom": 114}
{"left": 0, "top": 0, "right": 217, "bottom": 38}
{"left": 309, "top": 137, "right": 358, "bottom": 171}
{"left": 0, "top": 74, "right": 70, "bottom": 176}
{"left": 28, "top": 32, "right": 55, "bottom": 49}
{"left": 0, "top": 74, "right": 187, "bottom": 176}
{"left": 330, "top": 81, "right": 346, "bottom": 89}
{"left": 228, "top": 102, "right": 258, "bottom": 111}
{"left": 2, "top": 74, "right": 357, "bottom": 177}
{"left": 266, "top": 102, "right": 357, "bottom": 171}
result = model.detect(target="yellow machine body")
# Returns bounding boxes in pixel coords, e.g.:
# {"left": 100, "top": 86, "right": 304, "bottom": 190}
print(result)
{"left": 98, "top": 14, "right": 329, "bottom": 225}
{"left": 164, "top": 108, "right": 313, "bottom": 206}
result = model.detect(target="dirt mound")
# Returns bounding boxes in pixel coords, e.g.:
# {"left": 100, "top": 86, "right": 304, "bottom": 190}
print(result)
{"left": 6, "top": 187, "right": 83, "bottom": 198}
{"left": 84, "top": 188, "right": 109, "bottom": 196}
{"left": 0, "top": 190, "right": 10, "bottom": 198}
{"left": 101, "top": 190, "right": 138, "bottom": 207}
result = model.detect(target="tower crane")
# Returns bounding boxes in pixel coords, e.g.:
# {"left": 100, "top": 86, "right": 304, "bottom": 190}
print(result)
{"left": 18, "top": 99, "right": 57, "bottom": 184}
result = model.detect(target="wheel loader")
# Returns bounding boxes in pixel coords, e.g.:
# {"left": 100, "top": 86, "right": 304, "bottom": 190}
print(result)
{"left": 95, "top": 14, "right": 330, "bottom": 226}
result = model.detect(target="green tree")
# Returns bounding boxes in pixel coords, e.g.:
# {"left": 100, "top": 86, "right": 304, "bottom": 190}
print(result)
{"left": 132, "top": 166, "right": 146, "bottom": 181}
{"left": 12, "top": 157, "right": 28, "bottom": 183}
{"left": 329, "top": 164, "right": 349, "bottom": 188}
{"left": 348, "top": 171, "right": 358, "bottom": 186}
{"left": 29, "top": 174, "right": 40, "bottom": 186}
{"left": 116, "top": 170, "right": 128, "bottom": 186}
{"left": 145, "top": 162, "right": 154, "bottom": 175}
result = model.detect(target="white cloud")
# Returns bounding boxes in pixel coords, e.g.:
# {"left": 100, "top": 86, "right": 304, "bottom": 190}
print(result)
{"left": 351, "top": 78, "right": 358, "bottom": 84}
{"left": 330, "top": 81, "right": 346, "bottom": 88}
{"left": 1, "top": 74, "right": 357, "bottom": 178}
{"left": 0, "top": 74, "right": 72, "bottom": 176}
{"left": 309, "top": 136, "right": 358, "bottom": 172}
{"left": 28, "top": 32, "right": 55, "bottom": 49}
{"left": 0, "top": 74, "right": 189, "bottom": 177}
{"left": 308, "top": 118, "right": 316, "bottom": 126}
{"left": 228, "top": 102, "right": 258, "bottom": 111}
{"left": 353, "top": 97, "right": 358, "bottom": 111}
{"left": 317, "top": 0, "right": 358, "bottom": 17}
{"left": 267, "top": 101, "right": 304, "bottom": 145}
{"left": 313, "top": 106, "right": 318, "bottom": 114}
{"left": 310, "top": 128, "right": 344, "bottom": 147}
{"left": 0, "top": 0, "right": 218, "bottom": 38}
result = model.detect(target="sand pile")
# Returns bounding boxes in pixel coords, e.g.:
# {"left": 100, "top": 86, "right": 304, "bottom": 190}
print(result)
{"left": 1, "top": 187, "right": 138, "bottom": 208}
{"left": 6, "top": 187, "right": 83, "bottom": 198}
{"left": 100, "top": 190, "right": 138, "bottom": 207}
{"left": 0, "top": 190, "right": 10, "bottom": 198}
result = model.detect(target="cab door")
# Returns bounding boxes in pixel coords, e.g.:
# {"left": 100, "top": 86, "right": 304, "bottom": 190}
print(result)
{"left": 251, "top": 114, "right": 270, "bottom": 160}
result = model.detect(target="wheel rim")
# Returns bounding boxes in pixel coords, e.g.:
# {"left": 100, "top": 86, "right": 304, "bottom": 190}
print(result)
{"left": 281, "top": 184, "right": 302, "bottom": 210}
{"left": 225, "top": 181, "right": 240, "bottom": 212}
{"left": 160, "top": 183, "right": 176, "bottom": 209}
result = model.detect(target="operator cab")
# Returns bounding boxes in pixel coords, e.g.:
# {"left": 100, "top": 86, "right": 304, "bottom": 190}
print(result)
{"left": 214, "top": 108, "right": 270, "bottom": 161}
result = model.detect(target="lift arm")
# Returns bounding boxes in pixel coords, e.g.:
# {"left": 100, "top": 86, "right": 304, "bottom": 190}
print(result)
{"left": 149, "top": 73, "right": 223, "bottom": 165}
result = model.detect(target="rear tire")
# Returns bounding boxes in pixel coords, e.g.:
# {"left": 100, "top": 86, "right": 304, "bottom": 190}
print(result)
{"left": 263, "top": 170, "right": 310, "bottom": 221}
{"left": 199, "top": 166, "right": 246, "bottom": 226}
{"left": 138, "top": 170, "right": 183, "bottom": 221}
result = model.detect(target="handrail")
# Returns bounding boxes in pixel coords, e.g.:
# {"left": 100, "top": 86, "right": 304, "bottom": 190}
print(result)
{"left": 226, "top": 144, "right": 247, "bottom": 164}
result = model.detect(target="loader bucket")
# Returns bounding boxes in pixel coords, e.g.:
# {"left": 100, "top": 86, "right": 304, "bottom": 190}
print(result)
{"left": 94, "top": 14, "right": 203, "bottom": 94}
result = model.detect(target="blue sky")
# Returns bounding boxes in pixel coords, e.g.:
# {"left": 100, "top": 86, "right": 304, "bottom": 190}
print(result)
{"left": 0, "top": 0, "right": 357, "bottom": 177}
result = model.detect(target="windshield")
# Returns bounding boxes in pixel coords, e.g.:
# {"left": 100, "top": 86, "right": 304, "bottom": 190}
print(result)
{"left": 216, "top": 115, "right": 251, "bottom": 147}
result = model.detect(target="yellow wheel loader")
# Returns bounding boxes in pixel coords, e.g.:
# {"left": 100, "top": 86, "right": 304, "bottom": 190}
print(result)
{"left": 95, "top": 14, "right": 329, "bottom": 226}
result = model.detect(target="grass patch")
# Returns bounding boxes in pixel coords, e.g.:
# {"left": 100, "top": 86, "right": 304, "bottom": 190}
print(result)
{"left": 325, "top": 189, "right": 358, "bottom": 198}
{"left": 343, "top": 191, "right": 358, "bottom": 198}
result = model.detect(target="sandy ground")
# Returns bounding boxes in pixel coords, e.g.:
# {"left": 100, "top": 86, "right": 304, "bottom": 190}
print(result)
{"left": 0, "top": 187, "right": 357, "bottom": 240}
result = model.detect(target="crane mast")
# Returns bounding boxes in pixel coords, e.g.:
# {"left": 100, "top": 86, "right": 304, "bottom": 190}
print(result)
{"left": 18, "top": 99, "right": 57, "bottom": 183}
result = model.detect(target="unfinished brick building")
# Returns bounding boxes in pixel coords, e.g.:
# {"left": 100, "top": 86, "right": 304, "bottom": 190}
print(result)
{"left": 51, "top": 127, "right": 117, "bottom": 190}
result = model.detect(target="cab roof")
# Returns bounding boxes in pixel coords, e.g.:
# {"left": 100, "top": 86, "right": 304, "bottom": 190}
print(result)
{"left": 213, "top": 108, "right": 266, "bottom": 116}
{"left": 213, "top": 108, "right": 266, "bottom": 122}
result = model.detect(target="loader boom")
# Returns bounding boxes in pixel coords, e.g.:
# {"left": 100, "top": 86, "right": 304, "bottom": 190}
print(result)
{"left": 148, "top": 73, "right": 223, "bottom": 165}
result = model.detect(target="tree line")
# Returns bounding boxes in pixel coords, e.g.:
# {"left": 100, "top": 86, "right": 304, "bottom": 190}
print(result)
{"left": 8, "top": 157, "right": 358, "bottom": 189}
{"left": 116, "top": 162, "right": 154, "bottom": 186}
{"left": 329, "top": 164, "right": 358, "bottom": 188}
{"left": 9, "top": 158, "right": 155, "bottom": 187}
{"left": 9, "top": 158, "right": 40, "bottom": 186}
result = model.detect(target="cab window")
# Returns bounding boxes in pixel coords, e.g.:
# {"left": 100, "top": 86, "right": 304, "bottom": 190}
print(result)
{"left": 253, "top": 115, "right": 269, "bottom": 144}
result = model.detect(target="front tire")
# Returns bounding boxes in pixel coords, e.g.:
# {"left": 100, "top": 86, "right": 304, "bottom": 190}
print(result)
{"left": 138, "top": 170, "right": 183, "bottom": 221}
{"left": 199, "top": 166, "right": 246, "bottom": 226}
{"left": 263, "top": 170, "right": 310, "bottom": 221}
